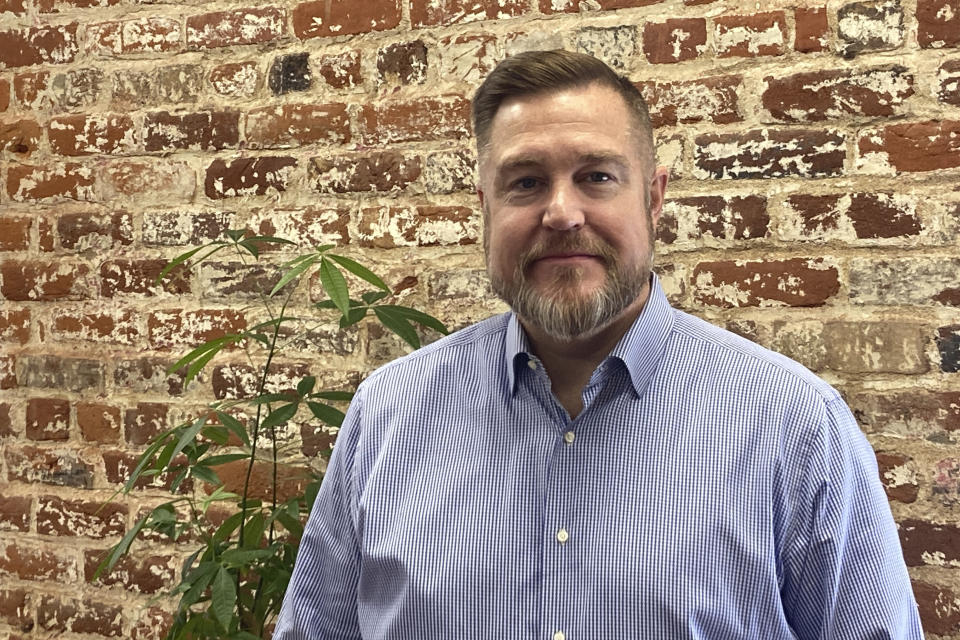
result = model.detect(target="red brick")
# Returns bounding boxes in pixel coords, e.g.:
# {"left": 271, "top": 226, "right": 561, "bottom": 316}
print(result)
{"left": 310, "top": 151, "right": 421, "bottom": 193}
{"left": 214, "top": 458, "right": 309, "bottom": 502}
{"left": 38, "top": 595, "right": 122, "bottom": 637}
{"left": 876, "top": 452, "right": 919, "bottom": 502}
{"left": 124, "top": 402, "right": 170, "bottom": 445}
{"left": 0, "top": 497, "right": 31, "bottom": 532}
{"left": 695, "top": 128, "right": 845, "bottom": 179}
{"left": 102, "top": 449, "right": 188, "bottom": 491}
{"left": 0, "top": 119, "right": 41, "bottom": 156}
{"left": 0, "top": 78, "right": 9, "bottom": 110}
{"left": 934, "top": 458, "right": 960, "bottom": 506}
{"left": 84, "top": 550, "right": 176, "bottom": 594}
{"left": 5, "top": 444, "right": 94, "bottom": 488}
{"left": 0, "top": 356, "right": 16, "bottom": 390}
{"left": 246, "top": 103, "right": 351, "bottom": 149}
{"left": 899, "top": 519, "right": 960, "bottom": 566}
{"left": 643, "top": 18, "right": 707, "bottom": 64}
{"left": 438, "top": 35, "right": 495, "bottom": 84}
{"left": 147, "top": 308, "right": 246, "bottom": 349}
{"left": 111, "top": 63, "right": 203, "bottom": 108}
{"left": 13, "top": 70, "right": 49, "bottom": 109}
{"left": 20, "top": 355, "right": 103, "bottom": 392}
{"left": 411, "top": 0, "right": 527, "bottom": 26}
{"left": 0, "top": 541, "right": 77, "bottom": 581}
{"left": 360, "top": 96, "right": 471, "bottom": 144}
{"left": 782, "top": 192, "right": 921, "bottom": 241}
{"left": 101, "top": 159, "right": 196, "bottom": 202}
{"left": 0, "top": 23, "right": 79, "bottom": 69}
{"left": 252, "top": 207, "right": 351, "bottom": 247}
{"left": 693, "top": 258, "right": 840, "bottom": 307}
{"left": 0, "top": 260, "right": 92, "bottom": 301}
{"left": 48, "top": 113, "right": 136, "bottom": 156}
{"left": 204, "top": 156, "right": 297, "bottom": 199}
{"left": 357, "top": 205, "right": 479, "bottom": 248}
{"left": 0, "top": 0, "right": 26, "bottom": 13}
{"left": 918, "top": 0, "right": 960, "bottom": 48}
{"left": 209, "top": 61, "right": 259, "bottom": 97}
{"left": 186, "top": 7, "right": 285, "bottom": 49}
{"left": 317, "top": 50, "right": 362, "bottom": 89}
{"left": 6, "top": 162, "right": 96, "bottom": 202}
{"left": 52, "top": 309, "right": 141, "bottom": 345}
{"left": 659, "top": 195, "right": 768, "bottom": 245}
{"left": 294, "top": 0, "right": 401, "bottom": 38}
{"left": 211, "top": 362, "right": 310, "bottom": 400}
{"left": 715, "top": 12, "right": 786, "bottom": 58}
{"left": 50, "top": 67, "right": 103, "bottom": 110}
{"left": 38, "top": 0, "right": 121, "bottom": 10}
{"left": 541, "top": 0, "right": 662, "bottom": 11}
{"left": 940, "top": 60, "right": 960, "bottom": 106}
{"left": 38, "top": 217, "right": 54, "bottom": 252}
{"left": 912, "top": 580, "right": 960, "bottom": 635}
{"left": 113, "top": 358, "right": 186, "bottom": 396}
{"left": 637, "top": 75, "right": 741, "bottom": 128}
{"left": 57, "top": 210, "right": 134, "bottom": 251}
{"left": 0, "top": 587, "right": 30, "bottom": 631}
{"left": 77, "top": 402, "right": 121, "bottom": 443}
{"left": 0, "top": 308, "right": 29, "bottom": 344}
{"left": 795, "top": 7, "right": 828, "bottom": 52}
{"left": 144, "top": 110, "right": 239, "bottom": 152}
{"left": 131, "top": 607, "right": 173, "bottom": 640}
{"left": 763, "top": 66, "right": 913, "bottom": 122}
{"left": 86, "top": 17, "right": 181, "bottom": 55}
{"left": 0, "top": 216, "right": 31, "bottom": 251}
{"left": 99, "top": 258, "right": 190, "bottom": 297}
{"left": 37, "top": 495, "right": 126, "bottom": 538}
{"left": 141, "top": 209, "right": 232, "bottom": 246}
{"left": 859, "top": 120, "right": 960, "bottom": 172}
{"left": 837, "top": 0, "right": 904, "bottom": 56}
{"left": 378, "top": 40, "right": 428, "bottom": 85}
{"left": 26, "top": 397, "right": 70, "bottom": 441}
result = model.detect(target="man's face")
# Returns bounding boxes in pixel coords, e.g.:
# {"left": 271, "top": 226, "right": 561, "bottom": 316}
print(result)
{"left": 477, "top": 83, "right": 668, "bottom": 341}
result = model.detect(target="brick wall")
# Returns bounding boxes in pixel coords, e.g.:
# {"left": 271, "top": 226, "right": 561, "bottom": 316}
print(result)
{"left": 1, "top": 0, "right": 958, "bottom": 637}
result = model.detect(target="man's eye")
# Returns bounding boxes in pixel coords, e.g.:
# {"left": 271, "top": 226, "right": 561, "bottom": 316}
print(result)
{"left": 514, "top": 177, "right": 539, "bottom": 190}
{"left": 585, "top": 172, "right": 612, "bottom": 183}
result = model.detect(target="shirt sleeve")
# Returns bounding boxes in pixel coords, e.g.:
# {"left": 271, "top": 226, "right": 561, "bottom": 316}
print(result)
{"left": 273, "top": 391, "right": 365, "bottom": 640}
{"left": 780, "top": 396, "right": 924, "bottom": 640}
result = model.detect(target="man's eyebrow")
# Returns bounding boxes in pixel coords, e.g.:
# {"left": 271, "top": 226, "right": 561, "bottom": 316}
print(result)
{"left": 495, "top": 151, "right": 632, "bottom": 174}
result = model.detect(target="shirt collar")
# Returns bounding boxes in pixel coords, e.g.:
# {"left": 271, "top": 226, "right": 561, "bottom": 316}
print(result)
{"left": 505, "top": 273, "right": 675, "bottom": 397}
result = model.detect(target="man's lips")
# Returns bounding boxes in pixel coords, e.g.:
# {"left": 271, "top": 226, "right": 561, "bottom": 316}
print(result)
{"left": 534, "top": 253, "right": 601, "bottom": 263}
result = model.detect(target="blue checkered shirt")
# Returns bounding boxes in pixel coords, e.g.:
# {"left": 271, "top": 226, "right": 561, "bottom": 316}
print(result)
{"left": 276, "top": 275, "right": 922, "bottom": 640}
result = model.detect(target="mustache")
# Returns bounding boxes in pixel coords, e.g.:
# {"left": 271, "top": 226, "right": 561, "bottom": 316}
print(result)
{"left": 518, "top": 235, "right": 615, "bottom": 271}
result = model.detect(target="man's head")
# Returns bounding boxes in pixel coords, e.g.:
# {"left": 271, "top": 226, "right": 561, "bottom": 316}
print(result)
{"left": 472, "top": 50, "right": 667, "bottom": 342}
{"left": 472, "top": 49, "right": 656, "bottom": 174}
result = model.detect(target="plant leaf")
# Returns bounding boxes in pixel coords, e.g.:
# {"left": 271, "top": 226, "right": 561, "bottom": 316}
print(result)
{"left": 221, "top": 548, "right": 274, "bottom": 566}
{"left": 361, "top": 290, "right": 389, "bottom": 304}
{"left": 215, "top": 411, "right": 250, "bottom": 447}
{"left": 211, "top": 566, "right": 237, "bottom": 630}
{"left": 327, "top": 253, "right": 390, "bottom": 292}
{"left": 376, "top": 305, "right": 448, "bottom": 335}
{"left": 310, "top": 390, "right": 354, "bottom": 402}
{"left": 297, "top": 376, "right": 316, "bottom": 396}
{"left": 190, "top": 465, "right": 221, "bottom": 486}
{"left": 92, "top": 514, "right": 148, "bottom": 579}
{"left": 270, "top": 254, "right": 320, "bottom": 296}
{"left": 373, "top": 306, "right": 420, "bottom": 349}
{"left": 260, "top": 403, "right": 299, "bottom": 431}
{"left": 156, "top": 245, "right": 205, "bottom": 284}
{"left": 307, "top": 402, "right": 345, "bottom": 428}
{"left": 318, "top": 257, "right": 350, "bottom": 316}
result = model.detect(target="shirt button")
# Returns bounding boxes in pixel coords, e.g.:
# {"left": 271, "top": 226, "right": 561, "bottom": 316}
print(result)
{"left": 563, "top": 431, "right": 575, "bottom": 444}
{"left": 527, "top": 359, "right": 537, "bottom": 370}
{"left": 556, "top": 528, "right": 569, "bottom": 544}
{"left": 553, "top": 632, "right": 566, "bottom": 640}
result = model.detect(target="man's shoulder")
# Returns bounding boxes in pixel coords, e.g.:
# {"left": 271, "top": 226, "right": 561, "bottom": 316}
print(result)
{"left": 362, "top": 312, "right": 511, "bottom": 387}
{"left": 667, "top": 309, "right": 841, "bottom": 404}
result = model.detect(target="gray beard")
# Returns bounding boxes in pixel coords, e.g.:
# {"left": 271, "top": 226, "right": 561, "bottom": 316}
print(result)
{"left": 489, "top": 250, "right": 651, "bottom": 342}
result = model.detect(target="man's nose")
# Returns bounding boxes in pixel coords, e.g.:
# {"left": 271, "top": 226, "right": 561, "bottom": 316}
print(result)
{"left": 541, "top": 182, "right": 584, "bottom": 231}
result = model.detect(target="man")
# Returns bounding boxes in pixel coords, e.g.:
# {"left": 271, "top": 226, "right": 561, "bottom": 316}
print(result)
{"left": 276, "top": 50, "right": 922, "bottom": 639}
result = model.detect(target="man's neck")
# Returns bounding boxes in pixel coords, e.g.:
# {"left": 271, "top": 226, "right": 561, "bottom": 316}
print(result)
{"left": 522, "top": 282, "right": 650, "bottom": 418}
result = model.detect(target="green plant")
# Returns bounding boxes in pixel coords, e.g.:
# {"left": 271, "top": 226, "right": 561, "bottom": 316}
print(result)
{"left": 93, "top": 230, "right": 447, "bottom": 639}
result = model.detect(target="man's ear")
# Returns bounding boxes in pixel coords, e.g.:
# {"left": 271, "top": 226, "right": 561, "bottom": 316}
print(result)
{"left": 647, "top": 166, "right": 669, "bottom": 228}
